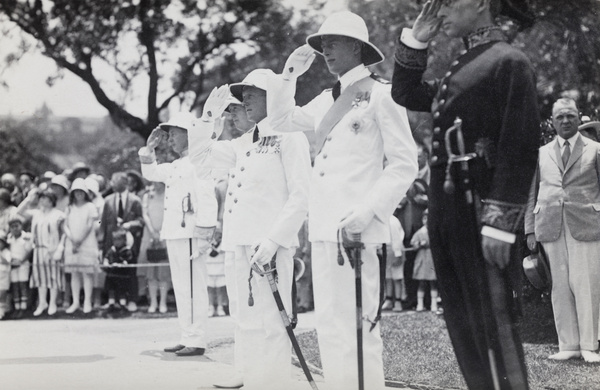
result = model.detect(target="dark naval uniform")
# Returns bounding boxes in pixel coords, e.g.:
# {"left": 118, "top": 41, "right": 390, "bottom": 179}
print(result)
{"left": 392, "top": 27, "right": 540, "bottom": 390}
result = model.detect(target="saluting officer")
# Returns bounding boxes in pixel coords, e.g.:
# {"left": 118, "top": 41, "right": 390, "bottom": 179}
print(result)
{"left": 138, "top": 112, "right": 218, "bottom": 357}
{"left": 266, "top": 11, "right": 418, "bottom": 390}
{"left": 188, "top": 70, "right": 311, "bottom": 390}
{"left": 392, "top": 0, "right": 539, "bottom": 389}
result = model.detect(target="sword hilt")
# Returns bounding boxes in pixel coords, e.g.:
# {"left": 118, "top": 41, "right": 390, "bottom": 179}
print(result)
{"left": 443, "top": 117, "right": 477, "bottom": 195}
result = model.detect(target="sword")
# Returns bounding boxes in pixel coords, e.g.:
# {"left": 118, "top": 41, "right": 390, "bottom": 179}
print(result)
{"left": 338, "top": 229, "right": 365, "bottom": 390}
{"left": 252, "top": 261, "right": 319, "bottom": 390}
{"left": 443, "top": 117, "right": 501, "bottom": 390}
{"left": 189, "top": 238, "right": 194, "bottom": 324}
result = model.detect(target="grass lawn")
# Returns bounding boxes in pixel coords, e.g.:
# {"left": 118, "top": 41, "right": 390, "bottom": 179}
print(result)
{"left": 296, "top": 290, "right": 600, "bottom": 389}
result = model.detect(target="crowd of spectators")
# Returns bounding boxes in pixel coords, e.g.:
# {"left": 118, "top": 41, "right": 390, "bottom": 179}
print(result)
{"left": 0, "top": 164, "right": 216, "bottom": 319}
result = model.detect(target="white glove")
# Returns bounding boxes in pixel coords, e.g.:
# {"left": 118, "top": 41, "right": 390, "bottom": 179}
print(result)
{"left": 282, "top": 45, "right": 316, "bottom": 80}
{"left": 337, "top": 206, "right": 375, "bottom": 235}
{"left": 250, "top": 239, "right": 279, "bottom": 266}
{"left": 201, "top": 85, "right": 231, "bottom": 122}
{"left": 146, "top": 127, "right": 167, "bottom": 150}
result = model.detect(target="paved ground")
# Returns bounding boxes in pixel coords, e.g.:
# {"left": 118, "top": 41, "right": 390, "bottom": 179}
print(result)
{"left": 0, "top": 312, "right": 323, "bottom": 390}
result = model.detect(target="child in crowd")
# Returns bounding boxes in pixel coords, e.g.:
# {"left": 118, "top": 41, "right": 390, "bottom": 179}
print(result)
{"left": 0, "top": 230, "right": 11, "bottom": 319}
{"left": 382, "top": 215, "right": 406, "bottom": 312}
{"left": 206, "top": 241, "right": 228, "bottom": 317}
{"left": 410, "top": 210, "right": 439, "bottom": 313}
{"left": 7, "top": 215, "right": 33, "bottom": 318}
{"left": 102, "top": 227, "right": 133, "bottom": 309}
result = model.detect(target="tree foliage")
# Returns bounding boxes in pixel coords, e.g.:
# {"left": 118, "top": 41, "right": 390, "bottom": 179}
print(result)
{"left": 0, "top": 0, "right": 326, "bottom": 139}
{"left": 349, "top": 0, "right": 600, "bottom": 120}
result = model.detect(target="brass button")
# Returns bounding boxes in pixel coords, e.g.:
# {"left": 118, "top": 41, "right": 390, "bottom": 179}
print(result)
{"left": 246, "top": 151, "right": 251, "bottom": 157}
{"left": 319, "top": 172, "right": 325, "bottom": 177}
{"left": 433, "top": 141, "right": 440, "bottom": 148}
{"left": 445, "top": 71, "right": 451, "bottom": 77}
{"left": 326, "top": 136, "right": 332, "bottom": 141}
{"left": 234, "top": 199, "right": 238, "bottom": 203}
{"left": 237, "top": 183, "right": 242, "bottom": 188}
{"left": 431, "top": 156, "right": 439, "bottom": 163}
{"left": 228, "top": 192, "right": 232, "bottom": 196}
{"left": 231, "top": 174, "right": 235, "bottom": 179}
{"left": 228, "top": 209, "right": 232, "bottom": 213}
{"left": 322, "top": 154, "right": 327, "bottom": 159}
{"left": 439, "top": 99, "right": 445, "bottom": 105}
{"left": 451, "top": 60, "right": 459, "bottom": 66}
{"left": 240, "top": 167, "right": 245, "bottom": 171}
{"left": 441, "top": 85, "right": 448, "bottom": 92}
{"left": 433, "top": 112, "right": 440, "bottom": 119}
{"left": 433, "top": 127, "right": 441, "bottom": 134}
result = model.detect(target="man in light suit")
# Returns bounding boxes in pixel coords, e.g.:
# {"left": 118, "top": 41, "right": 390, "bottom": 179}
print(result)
{"left": 266, "top": 11, "right": 418, "bottom": 390}
{"left": 188, "top": 70, "right": 311, "bottom": 390}
{"left": 525, "top": 98, "right": 600, "bottom": 363}
{"left": 100, "top": 172, "right": 144, "bottom": 312}
{"left": 139, "top": 112, "right": 218, "bottom": 357}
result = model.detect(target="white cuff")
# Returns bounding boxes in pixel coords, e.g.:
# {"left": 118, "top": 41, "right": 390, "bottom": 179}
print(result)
{"left": 401, "top": 28, "right": 429, "bottom": 50}
{"left": 481, "top": 225, "right": 516, "bottom": 244}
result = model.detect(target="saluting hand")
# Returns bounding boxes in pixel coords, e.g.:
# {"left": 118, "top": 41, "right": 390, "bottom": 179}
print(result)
{"left": 412, "top": 0, "right": 443, "bottom": 43}
{"left": 147, "top": 127, "right": 166, "bottom": 150}
{"left": 201, "top": 85, "right": 230, "bottom": 122}
{"left": 283, "top": 45, "right": 316, "bottom": 80}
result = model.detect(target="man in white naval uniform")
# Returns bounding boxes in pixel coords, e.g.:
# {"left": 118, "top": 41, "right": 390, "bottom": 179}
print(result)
{"left": 266, "top": 11, "right": 418, "bottom": 390}
{"left": 212, "top": 96, "right": 255, "bottom": 389}
{"left": 139, "top": 112, "right": 218, "bottom": 357}
{"left": 188, "top": 69, "right": 311, "bottom": 390}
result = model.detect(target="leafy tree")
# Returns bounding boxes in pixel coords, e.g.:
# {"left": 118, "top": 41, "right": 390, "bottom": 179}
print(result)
{"left": 0, "top": 0, "right": 324, "bottom": 139}
{"left": 349, "top": 0, "right": 600, "bottom": 121}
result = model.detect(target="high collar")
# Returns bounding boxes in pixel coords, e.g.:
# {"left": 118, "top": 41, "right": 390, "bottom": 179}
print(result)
{"left": 254, "top": 118, "right": 279, "bottom": 138}
{"left": 338, "top": 64, "right": 370, "bottom": 92}
{"left": 465, "top": 26, "right": 506, "bottom": 50}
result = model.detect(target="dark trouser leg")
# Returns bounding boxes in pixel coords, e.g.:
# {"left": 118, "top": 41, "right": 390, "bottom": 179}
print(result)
{"left": 402, "top": 250, "right": 418, "bottom": 309}
{"left": 429, "top": 167, "right": 528, "bottom": 390}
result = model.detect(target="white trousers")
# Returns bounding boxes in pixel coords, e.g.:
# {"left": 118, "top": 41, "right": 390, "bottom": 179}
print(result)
{"left": 312, "top": 242, "right": 385, "bottom": 390}
{"left": 223, "top": 251, "right": 243, "bottom": 376}
{"left": 233, "top": 245, "right": 293, "bottom": 390}
{"left": 544, "top": 216, "right": 600, "bottom": 351}
{"left": 166, "top": 238, "right": 209, "bottom": 348}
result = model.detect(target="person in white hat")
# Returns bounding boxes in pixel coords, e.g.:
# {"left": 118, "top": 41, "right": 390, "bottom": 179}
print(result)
{"left": 210, "top": 94, "right": 255, "bottom": 389}
{"left": 265, "top": 10, "right": 418, "bottom": 390}
{"left": 63, "top": 178, "right": 99, "bottom": 314}
{"left": 139, "top": 111, "right": 218, "bottom": 357}
{"left": 188, "top": 69, "right": 311, "bottom": 389}
{"left": 49, "top": 174, "right": 71, "bottom": 212}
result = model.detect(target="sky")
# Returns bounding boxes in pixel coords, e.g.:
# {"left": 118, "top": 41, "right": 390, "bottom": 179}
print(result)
{"left": 0, "top": 0, "right": 349, "bottom": 119}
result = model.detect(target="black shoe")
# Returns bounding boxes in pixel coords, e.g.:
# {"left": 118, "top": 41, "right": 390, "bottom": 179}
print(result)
{"left": 164, "top": 344, "right": 186, "bottom": 353}
{"left": 175, "top": 347, "right": 205, "bottom": 356}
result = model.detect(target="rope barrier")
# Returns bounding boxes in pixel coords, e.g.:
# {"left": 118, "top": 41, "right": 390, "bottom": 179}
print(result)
{"left": 30, "top": 262, "right": 171, "bottom": 269}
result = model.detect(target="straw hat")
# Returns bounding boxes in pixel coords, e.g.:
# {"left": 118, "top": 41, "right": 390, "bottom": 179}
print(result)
{"left": 70, "top": 178, "right": 88, "bottom": 193}
{"left": 306, "top": 11, "right": 384, "bottom": 66}
{"left": 84, "top": 177, "right": 101, "bottom": 198}
{"left": 50, "top": 175, "right": 70, "bottom": 192}
{"left": 159, "top": 111, "right": 196, "bottom": 132}
{"left": 229, "top": 69, "right": 276, "bottom": 102}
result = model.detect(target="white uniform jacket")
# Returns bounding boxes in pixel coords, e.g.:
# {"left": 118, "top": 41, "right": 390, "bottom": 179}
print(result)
{"left": 189, "top": 119, "right": 311, "bottom": 249}
{"left": 138, "top": 148, "right": 218, "bottom": 240}
{"left": 268, "top": 64, "right": 418, "bottom": 243}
